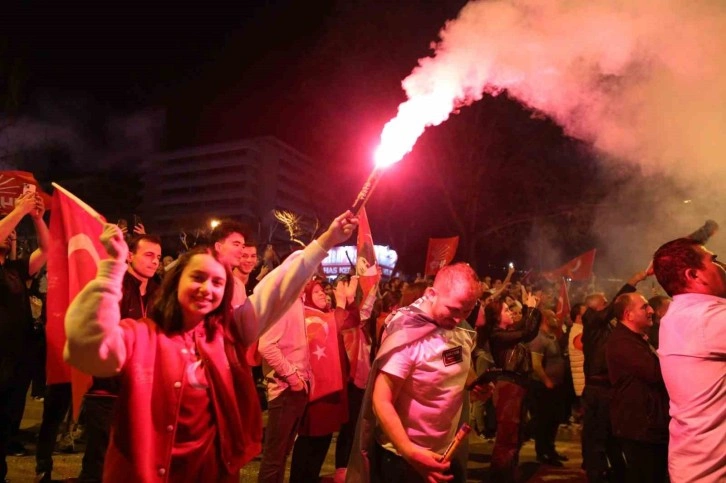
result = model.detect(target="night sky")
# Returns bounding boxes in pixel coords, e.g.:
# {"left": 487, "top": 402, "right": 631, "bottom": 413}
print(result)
{"left": 2, "top": 0, "right": 607, "bottom": 276}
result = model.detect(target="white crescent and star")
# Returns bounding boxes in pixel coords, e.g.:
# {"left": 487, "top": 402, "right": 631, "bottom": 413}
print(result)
{"left": 313, "top": 344, "right": 326, "bottom": 360}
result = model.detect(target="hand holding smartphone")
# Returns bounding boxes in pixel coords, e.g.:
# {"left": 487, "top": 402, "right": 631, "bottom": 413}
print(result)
{"left": 22, "top": 183, "right": 37, "bottom": 195}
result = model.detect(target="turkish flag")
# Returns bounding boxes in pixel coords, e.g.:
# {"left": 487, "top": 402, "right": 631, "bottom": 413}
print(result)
{"left": 555, "top": 278, "right": 571, "bottom": 323}
{"left": 424, "top": 236, "right": 459, "bottom": 276}
{"left": 542, "top": 249, "right": 596, "bottom": 281}
{"left": 0, "top": 170, "right": 52, "bottom": 214}
{"left": 304, "top": 307, "right": 344, "bottom": 402}
{"left": 46, "top": 185, "right": 107, "bottom": 418}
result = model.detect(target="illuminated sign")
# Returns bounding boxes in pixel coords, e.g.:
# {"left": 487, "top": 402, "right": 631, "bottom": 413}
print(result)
{"left": 322, "top": 245, "right": 398, "bottom": 278}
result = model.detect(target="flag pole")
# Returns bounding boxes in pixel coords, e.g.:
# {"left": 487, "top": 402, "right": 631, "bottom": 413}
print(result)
{"left": 51, "top": 182, "right": 105, "bottom": 225}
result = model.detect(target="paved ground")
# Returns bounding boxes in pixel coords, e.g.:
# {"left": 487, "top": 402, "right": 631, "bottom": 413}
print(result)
{"left": 7, "top": 395, "right": 586, "bottom": 482}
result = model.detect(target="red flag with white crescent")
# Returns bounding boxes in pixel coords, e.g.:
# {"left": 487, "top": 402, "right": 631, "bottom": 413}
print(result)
{"left": 424, "top": 236, "right": 459, "bottom": 276}
{"left": 46, "top": 187, "right": 108, "bottom": 418}
{"left": 542, "top": 249, "right": 596, "bottom": 281}
{"left": 0, "top": 170, "right": 52, "bottom": 214}
{"left": 304, "top": 308, "right": 344, "bottom": 402}
{"left": 555, "top": 278, "right": 571, "bottom": 322}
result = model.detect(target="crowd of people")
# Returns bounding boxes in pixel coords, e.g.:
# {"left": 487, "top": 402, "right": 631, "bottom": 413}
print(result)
{"left": 0, "top": 192, "right": 724, "bottom": 483}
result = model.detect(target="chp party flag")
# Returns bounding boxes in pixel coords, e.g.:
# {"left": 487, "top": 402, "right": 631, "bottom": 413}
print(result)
{"left": 355, "top": 208, "right": 380, "bottom": 317}
{"left": 0, "top": 170, "right": 52, "bottom": 214}
{"left": 424, "top": 236, "right": 459, "bottom": 276}
{"left": 342, "top": 208, "right": 379, "bottom": 388}
{"left": 542, "top": 249, "right": 596, "bottom": 282}
{"left": 555, "top": 278, "right": 571, "bottom": 322}
{"left": 46, "top": 183, "right": 108, "bottom": 418}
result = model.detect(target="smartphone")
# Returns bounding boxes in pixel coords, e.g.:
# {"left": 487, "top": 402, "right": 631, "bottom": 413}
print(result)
{"left": 133, "top": 214, "right": 142, "bottom": 227}
{"left": 22, "top": 183, "right": 36, "bottom": 195}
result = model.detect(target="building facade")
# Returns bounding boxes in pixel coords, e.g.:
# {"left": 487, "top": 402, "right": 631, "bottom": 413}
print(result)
{"left": 141, "top": 136, "right": 330, "bottom": 246}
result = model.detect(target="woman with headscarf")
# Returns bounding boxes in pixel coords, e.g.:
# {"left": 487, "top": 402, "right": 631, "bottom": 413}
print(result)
{"left": 289, "top": 278, "right": 359, "bottom": 482}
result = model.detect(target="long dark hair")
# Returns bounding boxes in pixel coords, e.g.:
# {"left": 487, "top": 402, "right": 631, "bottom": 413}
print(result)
{"left": 148, "top": 246, "right": 235, "bottom": 339}
{"left": 485, "top": 297, "right": 505, "bottom": 328}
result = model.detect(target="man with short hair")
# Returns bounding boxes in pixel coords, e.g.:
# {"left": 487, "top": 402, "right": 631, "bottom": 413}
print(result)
{"left": 235, "top": 244, "right": 259, "bottom": 297}
{"left": 529, "top": 309, "right": 567, "bottom": 466}
{"left": 348, "top": 263, "right": 488, "bottom": 483}
{"left": 646, "top": 295, "right": 671, "bottom": 349}
{"left": 652, "top": 238, "right": 726, "bottom": 483}
{"left": 210, "top": 220, "right": 251, "bottom": 306}
{"left": 73, "top": 234, "right": 162, "bottom": 483}
{"left": 580, "top": 269, "right": 651, "bottom": 483}
{"left": 0, "top": 191, "right": 49, "bottom": 482}
{"left": 607, "top": 292, "right": 669, "bottom": 483}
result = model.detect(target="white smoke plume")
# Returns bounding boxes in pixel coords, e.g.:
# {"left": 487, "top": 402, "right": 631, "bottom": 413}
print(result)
{"left": 385, "top": 0, "right": 726, "bottom": 281}
{"left": 401, "top": 0, "right": 726, "bottom": 181}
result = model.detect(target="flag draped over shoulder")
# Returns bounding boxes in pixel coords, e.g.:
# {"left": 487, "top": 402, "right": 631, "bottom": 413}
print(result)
{"left": 0, "top": 170, "right": 52, "bottom": 214}
{"left": 542, "top": 249, "right": 596, "bottom": 282}
{"left": 46, "top": 184, "right": 107, "bottom": 418}
{"left": 424, "top": 236, "right": 459, "bottom": 276}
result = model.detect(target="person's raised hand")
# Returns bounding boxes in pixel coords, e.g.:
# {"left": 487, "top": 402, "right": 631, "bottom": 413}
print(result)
{"left": 317, "top": 211, "right": 359, "bottom": 250}
{"left": 14, "top": 191, "right": 36, "bottom": 216}
{"left": 100, "top": 223, "right": 128, "bottom": 262}
{"left": 30, "top": 194, "right": 45, "bottom": 220}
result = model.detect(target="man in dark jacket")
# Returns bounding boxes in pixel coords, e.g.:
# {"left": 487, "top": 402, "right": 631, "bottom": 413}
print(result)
{"left": 72, "top": 234, "right": 161, "bottom": 483}
{"left": 580, "top": 268, "right": 651, "bottom": 483}
{"left": 607, "top": 292, "right": 669, "bottom": 483}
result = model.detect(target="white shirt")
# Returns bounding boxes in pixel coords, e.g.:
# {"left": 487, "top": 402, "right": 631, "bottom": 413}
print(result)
{"left": 658, "top": 293, "right": 726, "bottom": 483}
{"left": 376, "top": 325, "right": 475, "bottom": 454}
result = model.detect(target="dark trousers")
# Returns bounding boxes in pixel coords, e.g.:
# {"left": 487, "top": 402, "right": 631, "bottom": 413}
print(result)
{"left": 78, "top": 395, "right": 117, "bottom": 482}
{"left": 490, "top": 380, "right": 528, "bottom": 483}
{"left": 258, "top": 388, "right": 308, "bottom": 483}
{"left": 335, "top": 383, "right": 364, "bottom": 469}
{"left": 620, "top": 438, "right": 668, "bottom": 483}
{"left": 1, "top": 357, "right": 32, "bottom": 479}
{"left": 0, "top": 379, "right": 16, "bottom": 479}
{"left": 36, "top": 383, "right": 72, "bottom": 475}
{"left": 370, "top": 443, "right": 465, "bottom": 483}
{"left": 7, "top": 363, "right": 32, "bottom": 444}
{"left": 581, "top": 385, "right": 625, "bottom": 482}
{"left": 531, "top": 382, "right": 563, "bottom": 458}
{"left": 289, "top": 434, "right": 333, "bottom": 483}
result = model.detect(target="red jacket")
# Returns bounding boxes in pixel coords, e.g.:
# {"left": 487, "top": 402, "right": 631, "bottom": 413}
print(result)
{"left": 104, "top": 318, "right": 261, "bottom": 482}
{"left": 64, "top": 241, "right": 329, "bottom": 482}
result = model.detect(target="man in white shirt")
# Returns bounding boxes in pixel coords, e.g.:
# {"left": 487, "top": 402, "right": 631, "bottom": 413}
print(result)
{"left": 652, "top": 237, "right": 726, "bottom": 483}
{"left": 350, "top": 263, "right": 485, "bottom": 483}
